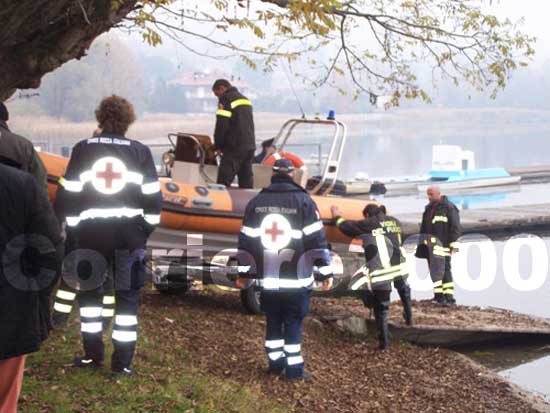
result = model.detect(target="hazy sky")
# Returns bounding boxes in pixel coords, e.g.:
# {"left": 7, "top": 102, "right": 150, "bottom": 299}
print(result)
{"left": 119, "top": 0, "right": 550, "bottom": 65}
{"left": 489, "top": 0, "right": 550, "bottom": 64}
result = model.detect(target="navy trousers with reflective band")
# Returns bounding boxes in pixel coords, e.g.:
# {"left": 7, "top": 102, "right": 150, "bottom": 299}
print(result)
{"left": 76, "top": 248, "right": 146, "bottom": 370}
{"left": 260, "top": 289, "right": 310, "bottom": 379}
{"left": 53, "top": 271, "right": 115, "bottom": 324}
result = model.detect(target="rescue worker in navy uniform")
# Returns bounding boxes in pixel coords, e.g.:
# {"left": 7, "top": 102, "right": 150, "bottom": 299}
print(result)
{"left": 52, "top": 127, "right": 116, "bottom": 330}
{"left": 54, "top": 95, "right": 162, "bottom": 375}
{"left": 236, "top": 158, "right": 333, "bottom": 380}
{"left": 331, "top": 203, "right": 412, "bottom": 350}
{"left": 51, "top": 265, "right": 116, "bottom": 331}
{"left": 416, "top": 186, "right": 461, "bottom": 305}
{"left": 212, "top": 79, "right": 256, "bottom": 188}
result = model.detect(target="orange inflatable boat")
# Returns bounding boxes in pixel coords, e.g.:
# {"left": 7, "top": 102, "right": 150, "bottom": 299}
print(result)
{"left": 40, "top": 119, "right": 376, "bottom": 311}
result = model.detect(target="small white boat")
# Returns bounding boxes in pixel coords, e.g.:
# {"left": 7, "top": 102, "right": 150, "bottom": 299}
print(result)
{"left": 347, "top": 145, "right": 521, "bottom": 196}
{"left": 416, "top": 145, "right": 521, "bottom": 192}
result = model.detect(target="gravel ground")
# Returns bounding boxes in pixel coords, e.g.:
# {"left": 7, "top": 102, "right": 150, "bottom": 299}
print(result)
{"left": 140, "top": 289, "right": 549, "bottom": 412}
{"left": 310, "top": 297, "right": 550, "bottom": 332}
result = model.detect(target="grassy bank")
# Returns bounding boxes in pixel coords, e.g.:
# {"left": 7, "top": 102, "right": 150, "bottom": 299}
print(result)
{"left": 20, "top": 302, "right": 287, "bottom": 413}
{"left": 19, "top": 288, "right": 547, "bottom": 412}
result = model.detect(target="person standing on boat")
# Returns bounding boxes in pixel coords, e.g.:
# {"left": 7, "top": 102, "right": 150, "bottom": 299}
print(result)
{"left": 212, "top": 79, "right": 256, "bottom": 188}
{"left": 253, "top": 138, "right": 276, "bottom": 164}
{"left": 235, "top": 158, "right": 333, "bottom": 380}
{"left": 331, "top": 204, "right": 412, "bottom": 350}
{"left": 54, "top": 95, "right": 162, "bottom": 375}
{"left": 416, "top": 186, "right": 461, "bottom": 305}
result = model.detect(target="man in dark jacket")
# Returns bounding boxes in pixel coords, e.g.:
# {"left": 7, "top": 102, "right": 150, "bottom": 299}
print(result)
{"left": 236, "top": 158, "right": 333, "bottom": 380}
{"left": 0, "top": 102, "right": 48, "bottom": 192}
{"left": 0, "top": 162, "right": 63, "bottom": 413}
{"left": 212, "top": 79, "right": 256, "bottom": 188}
{"left": 253, "top": 138, "right": 276, "bottom": 164}
{"left": 331, "top": 204, "right": 411, "bottom": 349}
{"left": 416, "top": 186, "right": 461, "bottom": 305}
{"left": 54, "top": 95, "right": 162, "bottom": 375}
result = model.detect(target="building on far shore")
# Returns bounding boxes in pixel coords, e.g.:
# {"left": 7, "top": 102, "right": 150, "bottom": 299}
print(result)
{"left": 167, "top": 70, "right": 257, "bottom": 113}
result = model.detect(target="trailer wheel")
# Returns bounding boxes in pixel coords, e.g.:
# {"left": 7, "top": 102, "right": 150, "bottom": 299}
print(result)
{"left": 154, "top": 283, "right": 189, "bottom": 295}
{"left": 240, "top": 286, "right": 263, "bottom": 315}
{"left": 153, "top": 263, "right": 190, "bottom": 295}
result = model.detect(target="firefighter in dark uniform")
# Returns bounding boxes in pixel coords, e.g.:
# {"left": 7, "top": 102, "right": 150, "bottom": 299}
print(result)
{"left": 54, "top": 95, "right": 162, "bottom": 375}
{"left": 416, "top": 186, "right": 461, "bottom": 305}
{"left": 212, "top": 79, "right": 256, "bottom": 188}
{"left": 236, "top": 158, "right": 333, "bottom": 380}
{"left": 377, "top": 205, "right": 413, "bottom": 325}
{"left": 331, "top": 204, "right": 412, "bottom": 350}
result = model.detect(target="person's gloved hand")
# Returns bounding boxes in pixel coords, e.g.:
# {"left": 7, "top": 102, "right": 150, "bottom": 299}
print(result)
{"left": 322, "top": 277, "right": 333, "bottom": 291}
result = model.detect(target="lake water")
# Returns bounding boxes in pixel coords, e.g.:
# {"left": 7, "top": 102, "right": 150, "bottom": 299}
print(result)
{"left": 404, "top": 236, "right": 550, "bottom": 401}
{"left": 301, "top": 109, "right": 550, "bottom": 402}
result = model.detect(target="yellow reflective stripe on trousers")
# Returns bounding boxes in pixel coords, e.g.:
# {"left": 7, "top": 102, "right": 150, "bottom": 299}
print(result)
{"left": 370, "top": 264, "right": 402, "bottom": 277}
{"left": 216, "top": 109, "right": 232, "bottom": 118}
{"left": 370, "top": 266, "right": 402, "bottom": 284}
{"left": 443, "top": 282, "right": 454, "bottom": 294}
{"left": 371, "top": 272, "right": 400, "bottom": 284}
{"left": 230, "top": 98, "right": 252, "bottom": 109}
{"left": 54, "top": 302, "right": 72, "bottom": 314}
{"left": 56, "top": 289, "right": 76, "bottom": 301}
{"left": 102, "top": 309, "right": 115, "bottom": 317}
{"left": 103, "top": 295, "right": 116, "bottom": 305}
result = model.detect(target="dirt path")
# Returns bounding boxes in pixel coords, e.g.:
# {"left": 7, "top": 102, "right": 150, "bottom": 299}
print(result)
{"left": 140, "top": 289, "right": 549, "bottom": 412}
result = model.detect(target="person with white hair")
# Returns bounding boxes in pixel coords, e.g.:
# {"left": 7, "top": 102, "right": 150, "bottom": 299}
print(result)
{"left": 416, "top": 186, "right": 462, "bottom": 305}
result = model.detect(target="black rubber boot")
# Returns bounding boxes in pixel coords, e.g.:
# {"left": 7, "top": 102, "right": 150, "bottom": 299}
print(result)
{"left": 445, "top": 295, "right": 456, "bottom": 306}
{"left": 397, "top": 287, "right": 413, "bottom": 326}
{"left": 51, "top": 312, "right": 70, "bottom": 330}
{"left": 433, "top": 293, "right": 446, "bottom": 305}
{"left": 73, "top": 356, "right": 103, "bottom": 369}
{"left": 374, "top": 308, "right": 389, "bottom": 351}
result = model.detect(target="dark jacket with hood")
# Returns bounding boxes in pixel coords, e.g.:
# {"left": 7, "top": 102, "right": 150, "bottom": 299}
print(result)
{"left": 0, "top": 120, "right": 48, "bottom": 192}
{"left": 0, "top": 163, "right": 63, "bottom": 360}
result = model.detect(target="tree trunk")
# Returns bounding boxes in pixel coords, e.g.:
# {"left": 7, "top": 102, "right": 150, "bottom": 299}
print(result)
{"left": 0, "top": 0, "right": 137, "bottom": 101}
